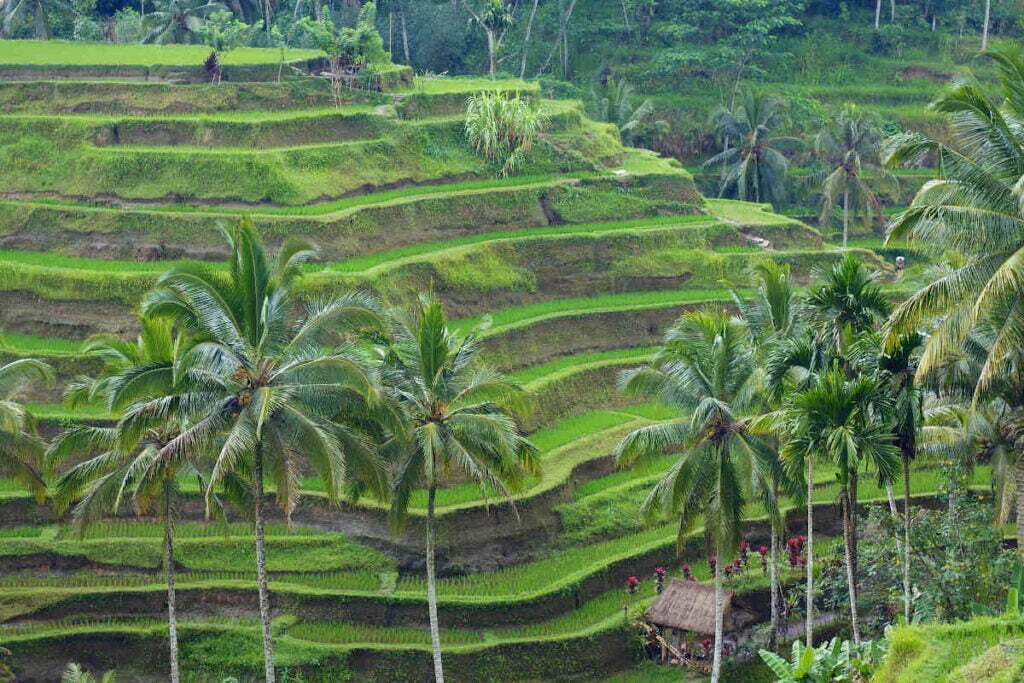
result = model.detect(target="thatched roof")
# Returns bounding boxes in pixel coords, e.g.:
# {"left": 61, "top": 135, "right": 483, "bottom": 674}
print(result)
{"left": 644, "top": 578, "right": 736, "bottom": 634}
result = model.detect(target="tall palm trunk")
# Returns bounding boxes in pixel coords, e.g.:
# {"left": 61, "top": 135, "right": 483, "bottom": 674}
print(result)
{"left": 400, "top": 11, "right": 411, "bottom": 66}
{"left": 711, "top": 537, "right": 724, "bottom": 683}
{"left": 805, "top": 454, "right": 814, "bottom": 647}
{"left": 426, "top": 471, "right": 445, "bottom": 682}
{"left": 486, "top": 29, "right": 496, "bottom": 80}
{"left": 253, "top": 447, "right": 276, "bottom": 683}
{"left": 519, "top": 0, "right": 539, "bottom": 78}
{"left": 768, "top": 522, "right": 781, "bottom": 651}
{"left": 842, "top": 186, "right": 850, "bottom": 248}
{"left": 903, "top": 455, "right": 912, "bottom": 619}
{"left": 842, "top": 487, "right": 861, "bottom": 645}
{"left": 163, "top": 484, "right": 180, "bottom": 683}
{"left": 1016, "top": 451, "right": 1024, "bottom": 557}
{"left": 981, "top": 0, "right": 991, "bottom": 49}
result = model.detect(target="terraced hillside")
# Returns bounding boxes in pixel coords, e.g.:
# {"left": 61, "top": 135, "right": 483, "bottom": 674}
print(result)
{"left": 0, "top": 49, "right": 911, "bottom": 681}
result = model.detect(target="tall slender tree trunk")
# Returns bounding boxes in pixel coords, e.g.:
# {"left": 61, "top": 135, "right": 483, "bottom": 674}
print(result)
{"left": 805, "top": 455, "right": 814, "bottom": 648}
{"left": 769, "top": 521, "right": 782, "bottom": 651}
{"left": 842, "top": 186, "right": 850, "bottom": 248}
{"left": 486, "top": 29, "right": 496, "bottom": 80}
{"left": 1015, "top": 451, "right": 1024, "bottom": 557}
{"left": 875, "top": 0, "right": 882, "bottom": 28}
{"left": 400, "top": 11, "right": 411, "bottom": 66}
{"left": 711, "top": 537, "right": 724, "bottom": 683}
{"left": 519, "top": 0, "right": 539, "bottom": 78}
{"left": 842, "top": 488, "right": 861, "bottom": 645}
{"left": 981, "top": 0, "right": 991, "bottom": 49}
{"left": 903, "top": 455, "right": 913, "bottom": 620}
{"left": 890, "top": 0, "right": 896, "bottom": 22}
{"left": 426, "top": 472, "right": 445, "bottom": 682}
{"left": 163, "top": 485, "right": 180, "bottom": 683}
{"left": 619, "top": 0, "right": 631, "bottom": 37}
{"left": 253, "top": 447, "right": 276, "bottom": 683}
{"left": 850, "top": 469, "right": 859, "bottom": 598}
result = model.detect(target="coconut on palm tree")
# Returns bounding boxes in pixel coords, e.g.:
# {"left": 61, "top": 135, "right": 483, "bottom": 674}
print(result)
{"left": 382, "top": 296, "right": 537, "bottom": 683}
{"left": 812, "top": 105, "right": 897, "bottom": 247}
{"left": 705, "top": 89, "right": 798, "bottom": 209}
{"left": 883, "top": 46, "right": 1024, "bottom": 554}
{"left": 48, "top": 317, "right": 217, "bottom": 683}
{"left": 0, "top": 358, "right": 53, "bottom": 502}
{"left": 615, "top": 308, "right": 783, "bottom": 683}
{"left": 141, "top": 221, "right": 391, "bottom": 683}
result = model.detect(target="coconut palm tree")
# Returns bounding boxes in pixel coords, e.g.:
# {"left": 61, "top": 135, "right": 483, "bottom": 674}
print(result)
{"left": 0, "top": 0, "right": 76, "bottom": 40}
{"left": 383, "top": 296, "right": 537, "bottom": 683}
{"left": 48, "top": 317, "right": 217, "bottom": 683}
{"left": 771, "top": 369, "right": 900, "bottom": 645}
{"left": 883, "top": 46, "right": 1024, "bottom": 553}
{"left": 0, "top": 358, "right": 52, "bottom": 502}
{"left": 588, "top": 77, "right": 662, "bottom": 146}
{"left": 704, "top": 89, "right": 798, "bottom": 209}
{"left": 142, "top": 0, "right": 226, "bottom": 43}
{"left": 813, "top": 105, "right": 897, "bottom": 247}
{"left": 734, "top": 260, "right": 803, "bottom": 651}
{"left": 141, "top": 221, "right": 390, "bottom": 683}
{"left": 615, "top": 308, "right": 783, "bottom": 683}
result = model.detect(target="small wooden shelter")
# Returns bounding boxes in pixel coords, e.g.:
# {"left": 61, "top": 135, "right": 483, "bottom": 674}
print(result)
{"left": 645, "top": 578, "right": 736, "bottom": 635}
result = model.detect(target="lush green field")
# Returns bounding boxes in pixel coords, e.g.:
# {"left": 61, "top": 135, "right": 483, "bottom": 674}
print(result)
{"left": 0, "top": 40, "right": 322, "bottom": 65}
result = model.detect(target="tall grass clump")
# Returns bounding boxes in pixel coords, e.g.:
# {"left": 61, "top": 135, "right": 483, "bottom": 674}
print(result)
{"left": 465, "top": 91, "right": 547, "bottom": 176}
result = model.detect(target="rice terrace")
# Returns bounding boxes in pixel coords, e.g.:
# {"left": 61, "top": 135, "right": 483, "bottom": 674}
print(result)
{"left": 1, "top": 1, "right": 1024, "bottom": 681}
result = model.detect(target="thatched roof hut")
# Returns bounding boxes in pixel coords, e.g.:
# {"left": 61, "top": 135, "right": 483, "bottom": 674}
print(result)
{"left": 644, "top": 579, "right": 736, "bottom": 635}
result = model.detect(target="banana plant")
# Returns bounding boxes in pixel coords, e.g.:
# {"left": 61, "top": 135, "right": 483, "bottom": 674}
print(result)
{"left": 759, "top": 634, "right": 888, "bottom": 683}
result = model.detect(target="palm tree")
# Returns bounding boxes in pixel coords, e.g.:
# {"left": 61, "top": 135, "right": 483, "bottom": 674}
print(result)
{"left": 875, "top": 330, "right": 923, "bottom": 624}
{"left": 805, "top": 253, "right": 891, "bottom": 355}
{"left": 615, "top": 308, "right": 782, "bottom": 683}
{"left": 884, "top": 46, "right": 1024, "bottom": 553}
{"left": 772, "top": 369, "right": 900, "bottom": 645}
{"left": 813, "top": 105, "right": 897, "bottom": 247}
{"left": 48, "top": 318, "right": 217, "bottom": 683}
{"left": 0, "top": 358, "right": 52, "bottom": 502}
{"left": 588, "top": 77, "right": 662, "bottom": 146}
{"left": 0, "top": 0, "right": 76, "bottom": 40}
{"left": 143, "top": 0, "right": 226, "bottom": 43}
{"left": 383, "top": 296, "right": 537, "bottom": 683}
{"left": 704, "top": 89, "right": 797, "bottom": 209}
{"left": 734, "top": 260, "right": 802, "bottom": 650}
{"left": 141, "top": 221, "right": 390, "bottom": 683}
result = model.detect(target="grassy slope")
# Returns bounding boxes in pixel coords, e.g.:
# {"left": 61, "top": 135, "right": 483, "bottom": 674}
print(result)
{"left": 874, "top": 617, "right": 1024, "bottom": 682}
{"left": 0, "top": 41, "right": 322, "bottom": 65}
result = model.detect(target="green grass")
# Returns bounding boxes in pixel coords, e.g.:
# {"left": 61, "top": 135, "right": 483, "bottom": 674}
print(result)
{"left": 137, "top": 172, "right": 578, "bottom": 217}
{"left": 399, "top": 76, "right": 538, "bottom": 94}
{"left": 0, "top": 41, "right": 322, "bottom": 65}
{"left": 510, "top": 347, "right": 656, "bottom": 386}
{"left": 706, "top": 197, "right": 804, "bottom": 226}
{"left": 875, "top": 618, "right": 1024, "bottom": 682}
{"left": 453, "top": 287, "right": 742, "bottom": 336}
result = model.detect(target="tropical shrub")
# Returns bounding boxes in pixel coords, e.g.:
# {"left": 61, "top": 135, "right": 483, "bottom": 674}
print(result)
{"left": 759, "top": 634, "right": 888, "bottom": 682}
{"left": 465, "top": 91, "right": 547, "bottom": 176}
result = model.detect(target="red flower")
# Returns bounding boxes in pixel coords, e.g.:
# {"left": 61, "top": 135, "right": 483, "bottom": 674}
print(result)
{"left": 758, "top": 545, "right": 768, "bottom": 556}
